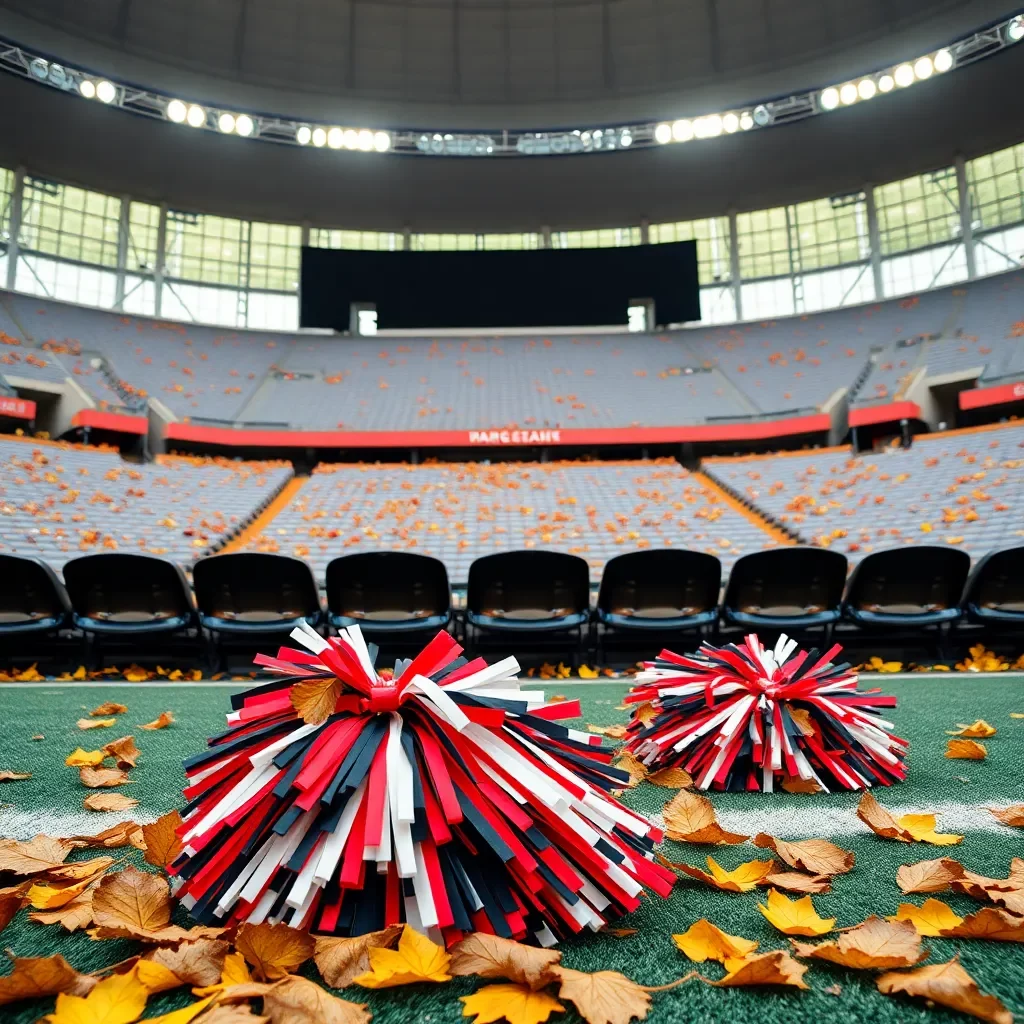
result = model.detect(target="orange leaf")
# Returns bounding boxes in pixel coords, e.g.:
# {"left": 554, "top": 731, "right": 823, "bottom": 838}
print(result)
{"left": 80, "top": 766, "right": 132, "bottom": 788}
{"left": 713, "top": 951, "right": 808, "bottom": 989}
{"left": 236, "top": 921, "right": 315, "bottom": 981}
{"left": 84, "top": 792, "right": 139, "bottom": 812}
{"left": 141, "top": 811, "right": 184, "bottom": 869}
{"left": 0, "top": 836, "right": 73, "bottom": 876}
{"left": 940, "top": 906, "right": 1024, "bottom": 942}
{"left": 988, "top": 806, "right": 1024, "bottom": 827}
{"left": 102, "top": 736, "right": 141, "bottom": 770}
{"left": 290, "top": 678, "right": 342, "bottom": 726}
{"left": 0, "top": 952, "right": 95, "bottom": 1006}
{"left": 670, "top": 856, "right": 774, "bottom": 893}
{"left": 646, "top": 767, "right": 694, "bottom": 789}
{"left": 448, "top": 932, "right": 561, "bottom": 990}
{"left": 752, "top": 833, "right": 854, "bottom": 876}
{"left": 877, "top": 958, "right": 1012, "bottom": 1023}
{"left": 762, "top": 871, "right": 832, "bottom": 895}
{"left": 946, "top": 739, "right": 987, "bottom": 760}
{"left": 896, "top": 857, "right": 966, "bottom": 894}
{"left": 791, "top": 916, "right": 926, "bottom": 968}
{"left": 663, "top": 790, "right": 748, "bottom": 845}
{"left": 140, "top": 711, "right": 175, "bottom": 730}
{"left": 546, "top": 964, "right": 652, "bottom": 1024}
{"left": 90, "top": 702, "right": 128, "bottom": 716}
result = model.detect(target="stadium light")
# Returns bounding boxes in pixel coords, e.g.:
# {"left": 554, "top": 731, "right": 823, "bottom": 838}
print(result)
{"left": 840, "top": 82, "right": 858, "bottom": 105}
{"left": 878, "top": 73, "right": 895, "bottom": 92}
{"left": 343, "top": 129, "right": 359, "bottom": 149}
{"left": 235, "top": 114, "right": 254, "bottom": 137}
{"left": 1007, "top": 15, "right": 1024, "bottom": 41}
{"left": 357, "top": 129, "right": 374, "bottom": 151}
{"left": 934, "top": 48, "right": 953, "bottom": 72}
{"left": 166, "top": 99, "right": 187, "bottom": 123}
{"left": 820, "top": 87, "right": 840, "bottom": 110}
{"left": 373, "top": 131, "right": 391, "bottom": 152}
{"left": 186, "top": 103, "right": 206, "bottom": 127}
{"left": 311, "top": 127, "right": 327, "bottom": 147}
{"left": 95, "top": 80, "right": 116, "bottom": 104}
{"left": 722, "top": 112, "right": 739, "bottom": 133}
{"left": 218, "top": 112, "right": 235, "bottom": 134}
{"left": 654, "top": 123, "right": 672, "bottom": 144}
{"left": 858, "top": 78, "right": 876, "bottom": 99}
{"left": 78, "top": 79, "right": 95, "bottom": 99}
{"left": 894, "top": 63, "right": 915, "bottom": 87}
{"left": 914, "top": 56, "right": 933, "bottom": 79}
{"left": 327, "top": 127, "right": 343, "bottom": 149}
{"left": 739, "top": 111, "right": 754, "bottom": 130}
{"left": 672, "top": 119, "right": 692, "bottom": 142}
{"left": 296, "top": 125, "right": 312, "bottom": 145}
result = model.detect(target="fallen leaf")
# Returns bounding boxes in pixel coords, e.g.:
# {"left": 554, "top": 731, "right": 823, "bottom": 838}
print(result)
{"left": 548, "top": 964, "right": 651, "bottom": 1024}
{"left": 140, "top": 712, "right": 175, "bottom": 730}
{"left": 263, "top": 975, "right": 371, "bottom": 1024}
{"left": 762, "top": 871, "right": 832, "bottom": 895}
{"left": 889, "top": 899, "right": 964, "bottom": 936}
{"left": 899, "top": 813, "right": 964, "bottom": 846}
{"left": 141, "top": 811, "right": 184, "bottom": 868}
{"left": 941, "top": 906, "right": 1024, "bottom": 942}
{"left": 713, "top": 951, "right": 808, "bottom": 989}
{"left": 876, "top": 958, "right": 1011, "bottom": 1024}
{"left": 78, "top": 717, "right": 117, "bottom": 730}
{"left": 144, "top": 940, "right": 230, "bottom": 988}
{"left": 634, "top": 702, "right": 659, "bottom": 727}
{"left": 32, "top": 734, "right": 44, "bottom": 741}
{"left": 188, "top": 1008, "right": 267, "bottom": 1024}
{"left": 314, "top": 926, "right": 404, "bottom": 989}
{"left": 988, "top": 806, "right": 1024, "bottom": 827}
{"left": 91, "top": 702, "right": 128, "bottom": 716}
{"left": 757, "top": 888, "right": 835, "bottom": 937}
{"left": 662, "top": 790, "right": 748, "bottom": 844}
{"left": 461, "top": 983, "right": 564, "bottom": 1024}
{"left": 752, "top": 834, "right": 854, "bottom": 876}
{"left": 0, "top": 952, "right": 95, "bottom": 1006}
{"left": 0, "top": 835, "right": 73, "bottom": 875}
{"left": 65, "top": 749, "right": 106, "bottom": 768}
{"left": 138, "top": 995, "right": 216, "bottom": 1024}
{"left": 781, "top": 776, "right": 821, "bottom": 795}
{"left": 67, "top": 821, "right": 145, "bottom": 848}
{"left": 946, "top": 720, "right": 997, "bottom": 738}
{"left": 291, "top": 678, "right": 341, "bottom": 726}
{"left": 0, "top": 770, "right": 31, "bottom": 781}
{"left": 236, "top": 921, "right": 315, "bottom": 981}
{"left": 84, "top": 793, "right": 140, "bottom": 812}
{"left": 791, "top": 917, "right": 926, "bottom": 969}
{"left": 646, "top": 767, "right": 693, "bottom": 789}
{"left": 952, "top": 860, "right": 1024, "bottom": 915}
{"left": 46, "top": 856, "right": 115, "bottom": 882}
{"left": 857, "top": 792, "right": 962, "bottom": 845}
{"left": 0, "top": 881, "right": 29, "bottom": 932}
{"left": 671, "top": 856, "right": 774, "bottom": 893}
{"left": 134, "top": 960, "right": 186, "bottom": 995}
{"left": 29, "top": 884, "right": 98, "bottom": 931}
{"left": 588, "top": 723, "right": 628, "bottom": 739}
{"left": 946, "top": 739, "right": 987, "bottom": 760}
{"left": 42, "top": 965, "right": 150, "bottom": 1024}
{"left": 672, "top": 919, "right": 758, "bottom": 965}
{"left": 28, "top": 875, "right": 102, "bottom": 910}
{"left": 612, "top": 751, "right": 647, "bottom": 788}
{"left": 449, "top": 932, "right": 561, "bottom": 989}
{"left": 896, "top": 857, "right": 966, "bottom": 893}
{"left": 352, "top": 924, "right": 451, "bottom": 988}
{"left": 1011, "top": 712, "right": 1024, "bottom": 719}
{"left": 80, "top": 766, "right": 133, "bottom": 788}
{"left": 103, "top": 736, "right": 141, "bottom": 770}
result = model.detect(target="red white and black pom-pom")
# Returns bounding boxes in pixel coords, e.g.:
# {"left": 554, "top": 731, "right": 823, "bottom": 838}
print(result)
{"left": 170, "top": 624, "right": 673, "bottom": 946}
{"left": 623, "top": 634, "right": 908, "bottom": 793}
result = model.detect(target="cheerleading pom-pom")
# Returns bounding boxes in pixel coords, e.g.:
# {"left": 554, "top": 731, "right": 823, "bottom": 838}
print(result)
{"left": 623, "top": 633, "right": 907, "bottom": 793}
{"left": 170, "top": 624, "right": 673, "bottom": 946}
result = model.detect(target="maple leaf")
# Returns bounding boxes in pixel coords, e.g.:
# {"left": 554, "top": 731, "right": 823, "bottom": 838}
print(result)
{"left": 612, "top": 751, "right": 647, "bottom": 788}
{"left": 42, "top": 966, "right": 151, "bottom": 1024}
{"left": 0, "top": 835, "right": 73, "bottom": 875}
{"left": 137, "top": 995, "right": 216, "bottom": 1024}
{"left": 236, "top": 921, "right": 315, "bottom": 981}
{"left": 946, "top": 739, "right": 987, "bottom": 759}
{"left": 712, "top": 951, "right": 809, "bottom": 989}
{"left": 0, "top": 881, "right": 30, "bottom": 933}
{"left": 140, "top": 711, "right": 175, "bottom": 730}
{"left": 662, "top": 790, "right": 748, "bottom": 844}
{"left": 646, "top": 766, "right": 694, "bottom": 789}
{"left": 896, "top": 857, "right": 966, "bottom": 893}
{"left": 353, "top": 924, "right": 451, "bottom": 988}
{"left": 78, "top": 717, "right": 117, "bottom": 730}
{"left": 877, "top": 958, "right": 1012, "bottom": 1024}
{"left": 461, "top": 983, "right": 564, "bottom": 1024}
{"left": 752, "top": 833, "right": 854, "bottom": 876}
{"left": 548, "top": 965, "right": 651, "bottom": 1024}
{"left": 91, "top": 702, "right": 128, "bottom": 716}
{"left": 66, "top": 749, "right": 106, "bottom": 768}
{"left": 314, "top": 926, "right": 404, "bottom": 989}
{"left": 80, "top": 766, "right": 133, "bottom": 788}
{"left": 757, "top": 888, "right": 835, "bottom": 936}
{"left": 791, "top": 917, "right": 926, "bottom": 969}
{"left": 762, "top": 871, "right": 831, "bottom": 894}
{"left": 988, "top": 806, "right": 1024, "bottom": 827}
{"left": 141, "top": 811, "right": 184, "bottom": 869}
{"left": 103, "top": 736, "right": 141, "bottom": 770}
{"left": 0, "top": 769, "right": 31, "bottom": 781}
{"left": 670, "top": 856, "right": 774, "bottom": 893}
{"left": 449, "top": 932, "right": 561, "bottom": 989}
{"left": 940, "top": 907, "right": 1024, "bottom": 942}
{"left": 85, "top": 793, "right": 140, "bottom": 812}
{"left": 144, "top": 939, "right": 231, "bottom": 988}
{"left": 857, "top": 792, "right": 962, "bottom": 845}
{"left": 672, "top": 919, "right": 758, "bottom": 965}
{"left": 291, "top": 678, "right": 341, "bottom": 725}
{"left": 889, "top": 899, "right": 964, "bottom": 936}
{"left": 262, "top": 975, "right": 371, "bottom": 1024}
{"left": 946, "top": 719, "right": 997, "bottom": 738}
{"left": 0, "top": 952, "right": 95, "bottom": 1006}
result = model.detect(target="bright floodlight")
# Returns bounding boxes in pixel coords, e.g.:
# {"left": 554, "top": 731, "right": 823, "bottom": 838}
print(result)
{"left": 820, "top": 87, "right": 840, "bottom": 110}
{"left": 654, "top": 123, "right": 672, "bottom": 144}
{"left": 296, "top": 125, "right": 312, "bottom": 145}
{"left": 840, "top": 83, "right": 858, "bottom": 105}
{"left": 167, "top": 99, "right": 187, "bottom": 123}
{"left": 373, "top": 131, "right": 391, "bottom": 152}
{"left": 343, "top": 129, "right": 359, "bottom": 149}
{"left": 894, "top": 63, "right": 914, "bottom": 87}
{"left": 722, "top": 112, "right": 739, "bottom": 133}
{"left": 672, "top": 118, "right": 692, "bottom": 142}
{"left": 78, "top": 79, "right": 96, "bottom": 99}
{"left": 858, "top": 78, "right": 877, "bottom": 100}
{"left": 1007, "top": 16, "right": 1024, "bottom": 41}
{"left": 914, "top": 56, "right": 933, "bottom": 79}
{"left": 186, "top": 104, "right": 206, "bottom": 127}
{"left": 312, "top": 127, "right": 327, "bottom": 147}
{"left": 357, "top": 129, "right": 374, "bottom": 151}
{"left": 218, "top": 113, "right": 235, "bottom": 134}
{"left": 235, "top": 114, "right": 254, "bottom": 137}
{"left": 934, "top": 48, "right": 953, "bottom": 72}
{"left": 878, "top": 73, "right": 895, "bottom": 92}
{"left": 327, "top": 127, "right": 344, "bottom": 149}
{"left": 703, "top": 114, "right": 722, "bottom": 137}
{"left": 96, "top": 80, "right": 116, "bottom": 104}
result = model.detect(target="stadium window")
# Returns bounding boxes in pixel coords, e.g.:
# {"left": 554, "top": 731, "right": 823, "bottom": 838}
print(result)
{"left": 800, "top": 265, "right": 876, "bottom": 313}
{"left": 967, "top": 143, "right": 1024, "bottom": 233}
{"left": 161, "top": 279, "right": 241, "bottom": 327}
{"left": 649, "top": 217, "right": 731, "bottom": 286}
{"left": 882, "top": 244, "right": 968, "bottom": 297}
{"left": 0, "top": 166, "right": 12, "bottom": 282}
{"left": 697, "top": 285, "right": 737, "bottom": 325}
{"left": 874, "top": 169, "right": 960, "bottom": 256}
{"left": 164, "top": 212, "right": 246, "bottom": 287}
{"left": 121, "top": 275, "right": 157, "bottom": 317}
{"left": 735, "top": 208, "right": 791, "bottom": 280}
{"left": 551, "top": 227, "right": 641, "bottom": 248}
{"left": 15, "top": 254, "right": 117, "bottom": 308}
{"left": 248, "top": 222, "right": 302, "bottom": 292}
{"left": 126, "top": 203, "right": 161, "bottom": 275}
{"left": 247, "top": 291, "right": 299, "bottom": 331}
{"left": 790, "top": 195, "right": 869, "bottom": 271}
{"left": 309, "top": 228, "right": 400, "bottom": 250}
{"left": 481, "top": 233, "right": 540, "bottom": 249}
{"left": 740, "top": 276, "right": 796, "bottom": 319}
{"left": 410, "top": 233, "right": 477, "bottom": 250}
{"left": 18, "top": 179, "right": 121, "bottom": 268}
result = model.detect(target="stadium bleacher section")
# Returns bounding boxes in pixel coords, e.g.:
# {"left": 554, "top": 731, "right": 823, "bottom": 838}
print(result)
{"left": 0, "top": 438, "right": 292, "bottom": 573}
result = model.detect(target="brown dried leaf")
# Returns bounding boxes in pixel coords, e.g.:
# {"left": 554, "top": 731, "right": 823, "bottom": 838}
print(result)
{"left": 940, "top": 907, "right": 1024, "bottom": 942}
{"left": 857, "top": 791, "right": 913, "bottom": 841}
{"left": 92, "top": 866, "right": 171, "bottom": 933}
{"left": 77, "top": 717, "right": 116, "bottom": 729}
{"left": 314, "top": 926, "right": 403, "bottom": 989}
{"left": 144, "top": 939, "right": 231, "bottom": 987}
{"left": 646, "top": 767, "right": 694, "bottom": 789}
{"left": 612, "top": 751, "right": 647, "bottom": 788}
{"left": 0, "top": 952, "right": 95, "bottom": 1006}
{"left": 781, "top": 777, "right": 821, "bottom": 795}
{"left": 141, "top": 711, "right": 175, "bottom": 730}
{"left": 634, "top": 702, "right": 659, "bottom": 727}
{"left": 946, "top": 720, "right": 997, "bottom": 738}
{"left": 79, "top": 765, "right": 132, "bottom": 788}
{"left": 712, "top": 951, "right": 809, "bottom": 989}
{"left": 896, "top": 857, "right": 966, "bottom": 894}
{"left": 142, "top": 810, "right": 184, "bottom": 869}
{"left": 67, "top": 821, "right": 145, "bottom": 849}
{"left": 988, "top": 806, "right": 1024, "bottom": 827}
{"left": 0, "top": 881, "right": 30, "bottom": 932}
{"left": 604, "top": 928, "right": 638, "bottom": 938}
{"left": 291, "top": 678, "right": 341, "bottom": 726}
{"left": 449, "top": 932, "right": 561, "bottom": 989}
{"left": 762, "top": 871, "right": 832, "bottom": 895}
{"left": 102, "top": 735, "right": 141, "bottom": 770}
{"left": 752, "top": 834, "right": 854, "bottom": 876}
{"left": 44, "top": 856, "right": 114, "bottom": 882}
{"left": 84, "top": 792, "right": 139, "bottom": 812}
{"left": 236, "top": 921, "right": 315, "bottom": 980}
{"left": 876, "top": 958, "right": 1012, "bottom": 1024}
{"left": 946, "top": 739, "right": 987, "bottom": 760}
{"left": 663, "top": 789, "right": 748, "bottom": 844}
{"left": 0, "top": 835, "right": 73, "bottom": 875}
{"left": 587, "top": 723, "right": 628, "bottom": 739}
{"left": 193, "top": 1007, "right": 269, "bottom": 1024}
{"left": 262, "top": 975, "right": 371, "bottom": 1024}
{"left": 790, "top": 917, "right": 927, "bottom": 969}
{"left": 548, "top": 964, "right": 652, "bottom": 1024}
{"left": 0, "top": 770, "right": 31, "bottom": 782}
{"left": 90, "top": 702, "right": 128, "bottom": 716}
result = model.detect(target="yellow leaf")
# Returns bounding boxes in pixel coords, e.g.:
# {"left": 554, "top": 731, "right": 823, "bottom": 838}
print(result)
{"left": 353, "top": 924, "right": 451, "bottom": 989}
{"left": 134, "top": 960, "right": 184, "bottom": 995}
{"left": 547, "top": 965, "right": 651, "bottom": 1024}
{"left": 752, "top": 834, "right": 854, "bottom": 876}
{"left": 792, "top": 917, "right": 927, "bottom": 969}
{"left": 138, "top": 996, "right": 215, "bottom": 1024}
{"left": 866, "top": 656, "right": 903, "bottom": 673}
{"left": 890, "top": 899, "right": 964, "bottom": 936}
{"left": 946, "top": 720, "right": 997, "bottom": 738}
{"left": 662, "top": 790, "right": 748, "bottom": 845}
{"left": 634, "top": 703, "right": 659, "bottom": 727}
{"left": 0, "top": 953, "right": 95, "bottom": 1006}
{"left": 314, "top": 927, "right": 404, "bottom": 989}
{"left": 898, "top": 813, "right": 963, "bottom": 846}
{"left": 262, "top": 976, "right": 370, "bottom": 1024}
{"left": 646, "top": 767, "right": 694, "bottom": 789}
{"left": 449, "top": 932, "right": 561, "bottom": 989}
{"left": 672, "top": 919, "right": 758, "bottom": 964}
{"left": 78, "top": 718, "right": 117, "bottom": 730}
{"left": 577, "top": 665, "right": 599, "bottom": 679}
{"left": 896, "top": 857, "right": 966, "bottom": 894}
{"left": 235, "top": 921, "right": 315, "bottom": 981}
{"left": 140, "top": 712, "right": 175, "bottom": 731}
{"left": 713, "top": 951, "right": 808, "bottom": 989}
{"left": 757, "top": 888, "right": 835, "bottom": 936}
{"left": 290, "top": 678, "right": 341, "bottom": 725}
{"left": 857, "top": 792, "right": 962, "bottom": 845}
{"left": 877, "top": 958, "right": 1012, "bottom": 1024}
{"left": 141, "top": 811, "right": 184, "bottom": 869}
{"left": 587, "top": 723, "right": 627, "bottom": 739}
{"left": 461, "top": 983, "right": 564, "bottom": 1024}
{"left": 28, "top": 875, "right": 100, "bottom": 911}
{"left": 65, "top": 749, "right": 105, "bottom": 767}
{"left": 946, "top": 738, "right": 987, "bottom": 759}
{"left": 192, "top": 952, "right": 252, "bottom": 997}
{"left": 42, "top": 965, "right": 150, "bottom": 1024}
{"left": 91, "top": 703, "right": 128, "bottom": 716}
{"left": 671, "top": 856, "right": 774, "bottom": 893}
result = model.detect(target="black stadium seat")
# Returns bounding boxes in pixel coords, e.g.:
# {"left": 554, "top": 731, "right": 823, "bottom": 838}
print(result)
{"left": 842, "top": 545, "right": 970, "bottom": 628}
{"left": 961, "top": 545, "right": 1024, "bottom": 625}
{"left": 0, "top": 554, "right": 72, "bottom": 636}
{"left": 595, "top": 550, "right": 721, "bottom": 635}
{"left": 722, "top": 547, "right": 848, "bottom": 635}
{"left": 325, "top": 552, "right": 451, "bottom": 637}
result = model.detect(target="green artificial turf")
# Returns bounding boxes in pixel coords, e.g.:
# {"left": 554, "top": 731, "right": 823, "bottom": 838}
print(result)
{"left": 0, "top": 677, "right": 1022, "bottom": 1024}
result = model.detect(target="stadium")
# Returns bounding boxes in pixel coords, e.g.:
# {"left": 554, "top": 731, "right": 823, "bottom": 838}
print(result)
{"left": 0, "top": 2, "right": 1023, "bottom": 1022}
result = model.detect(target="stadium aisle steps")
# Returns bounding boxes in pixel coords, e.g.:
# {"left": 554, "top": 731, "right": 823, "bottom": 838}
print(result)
{"left": 214, "top": 474, "right": 307, "bottom": 554}
{"left": 691, "top": 469, "right": 794, "bottom": 546}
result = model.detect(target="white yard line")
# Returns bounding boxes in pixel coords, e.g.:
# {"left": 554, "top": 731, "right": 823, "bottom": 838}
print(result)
{"left": 0, "top": 806, "right": 158, "bottom": 841}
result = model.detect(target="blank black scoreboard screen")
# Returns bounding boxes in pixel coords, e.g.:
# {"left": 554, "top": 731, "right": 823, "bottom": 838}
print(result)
{"left": 299, "top": 240, "right": 699, "bottom": 330}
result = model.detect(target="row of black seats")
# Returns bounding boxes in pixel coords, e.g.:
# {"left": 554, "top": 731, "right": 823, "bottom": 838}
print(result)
{"left": 1, "top": 544, "right": 1020, "bottom": 652}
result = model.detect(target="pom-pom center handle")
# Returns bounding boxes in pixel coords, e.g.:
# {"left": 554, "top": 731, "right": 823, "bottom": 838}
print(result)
{"left": 366, "top": 681, "right": 402, "bottom": 713}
